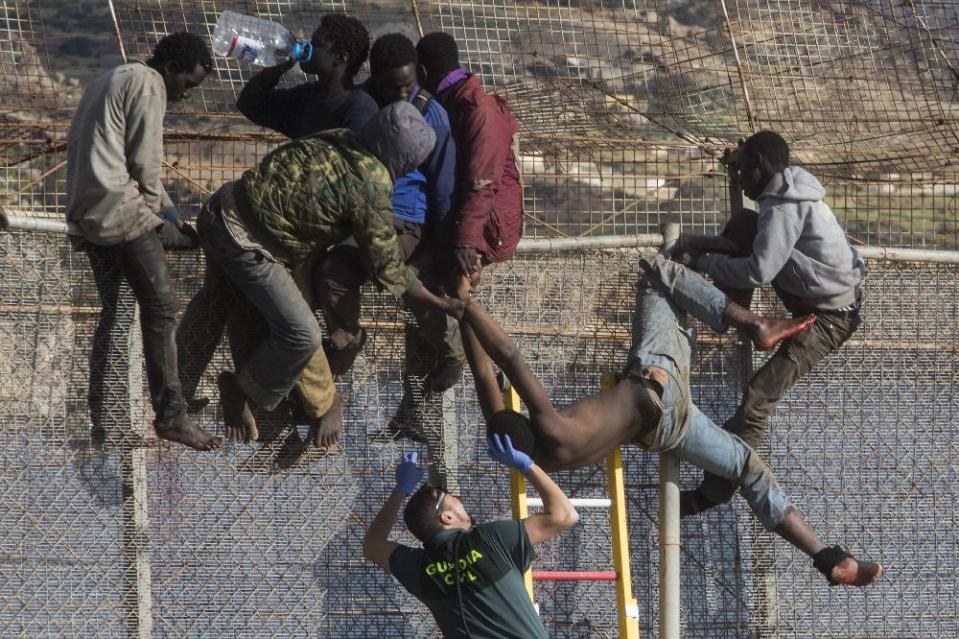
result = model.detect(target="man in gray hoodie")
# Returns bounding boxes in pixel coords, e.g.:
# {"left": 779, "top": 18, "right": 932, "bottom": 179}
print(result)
{"left": 676, "top": 130, "right": 865, "bottom": 516}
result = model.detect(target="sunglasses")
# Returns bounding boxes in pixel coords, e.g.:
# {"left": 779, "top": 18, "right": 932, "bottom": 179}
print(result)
{"left": 434, "top": 488, "right": 448, "bottom": 516}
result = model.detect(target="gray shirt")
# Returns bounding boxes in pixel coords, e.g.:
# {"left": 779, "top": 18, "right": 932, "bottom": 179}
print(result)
{"left": 703, "top": 166, "right": 865, "bottom": 310}
{"left": 66, "top": 62, "right": 172, "bottom": 245}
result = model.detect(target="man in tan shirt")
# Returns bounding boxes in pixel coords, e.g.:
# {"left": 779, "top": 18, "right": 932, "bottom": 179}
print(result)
{"left": 66, "top": 32, "right": 218, "bottom": 451}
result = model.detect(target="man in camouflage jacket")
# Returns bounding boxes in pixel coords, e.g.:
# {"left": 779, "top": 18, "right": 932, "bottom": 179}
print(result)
{"left": 178, "top": 103, "right": 458, "bottom": 447}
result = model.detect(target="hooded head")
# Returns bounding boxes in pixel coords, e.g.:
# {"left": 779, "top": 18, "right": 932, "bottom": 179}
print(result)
{"left": 359, "top": 101, "right": 436, "bottom": 179}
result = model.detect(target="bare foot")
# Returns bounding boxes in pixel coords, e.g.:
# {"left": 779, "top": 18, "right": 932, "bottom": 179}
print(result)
{"left": 829, "top": 556, "right": 884, "bottom": 587}
{"left": 309, "top": 395, "right": 344, "bottom": 448}
{"left": 217, "top": 371, "right": 259, "bottom": 443}
{"left": 752, "top": 314, "right": 817, "bottom": 351}
{"left": 156, "top": 413, "right": 222, "bottom": 451}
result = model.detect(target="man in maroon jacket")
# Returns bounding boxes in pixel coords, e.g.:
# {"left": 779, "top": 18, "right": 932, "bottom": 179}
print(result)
{"left": 416, "top": 32, "right": 524, "bottom": 287}
{"left": 378, "top": 32, "right": 524, "bottom": 445}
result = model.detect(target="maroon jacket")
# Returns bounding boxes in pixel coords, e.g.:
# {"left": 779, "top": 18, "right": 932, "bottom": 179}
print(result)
{"left": 440, "top": 74, "right": 523, "bottom": 263}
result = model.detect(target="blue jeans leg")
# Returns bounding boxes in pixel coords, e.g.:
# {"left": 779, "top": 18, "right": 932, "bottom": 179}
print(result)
{"left": 202, "top": 215, "right": 322, "bottom": 410}
{"left": 630, "top": 275, "right": 694, "bottom": 371}
{"left": 668, "top": 404, "right": 792, "bottom": 530}
{"left": 639, "top": 255, "right": 727, "bottom": 333}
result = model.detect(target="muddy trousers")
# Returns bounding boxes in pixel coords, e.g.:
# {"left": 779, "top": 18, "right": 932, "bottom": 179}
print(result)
{"left": 87, "top": 229, "right": 187, "bottom": 431}
{"left": 696, "top": 301, "right": 861, "bottom": 506}
{"left": 313, "top": 220, "right": 463, "bottom": 374}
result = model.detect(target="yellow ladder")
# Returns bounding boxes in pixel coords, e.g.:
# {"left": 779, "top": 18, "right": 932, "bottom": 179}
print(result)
{"left": 505, "top": 373, "right": 640, "bottom": 638}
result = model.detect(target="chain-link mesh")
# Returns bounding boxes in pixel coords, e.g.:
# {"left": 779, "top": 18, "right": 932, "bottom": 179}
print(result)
{"left": 2, "top": 239, "right": 957, "bottom": 637}
{"left": 2, "top": 0, "right": 959, "bottom": 637}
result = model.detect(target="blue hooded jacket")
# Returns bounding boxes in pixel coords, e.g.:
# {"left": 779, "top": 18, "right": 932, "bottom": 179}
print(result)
{"left": 364, "top": 84, "right": 457, "bottom": 264}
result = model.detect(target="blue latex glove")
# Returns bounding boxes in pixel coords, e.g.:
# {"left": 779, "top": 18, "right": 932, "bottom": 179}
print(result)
{"left": 394, "top": 451, "right": 424, "bottom": 495}
{"left": 487, "top": 433, "right": 533, "bottom": 473}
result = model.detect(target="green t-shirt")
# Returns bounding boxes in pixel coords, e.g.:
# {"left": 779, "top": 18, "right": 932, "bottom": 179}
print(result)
{"left": 389, "top": 520, "right": 547, "bottom": 639}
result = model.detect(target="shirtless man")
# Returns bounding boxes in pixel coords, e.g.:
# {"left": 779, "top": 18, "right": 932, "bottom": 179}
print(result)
{"left": 453, "top": 255, "right": 883, "bottom": 586}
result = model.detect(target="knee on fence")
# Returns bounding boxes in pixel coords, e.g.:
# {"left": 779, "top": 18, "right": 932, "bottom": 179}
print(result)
{"left": 281, "top": 319, "right": 323, "bottom": 356}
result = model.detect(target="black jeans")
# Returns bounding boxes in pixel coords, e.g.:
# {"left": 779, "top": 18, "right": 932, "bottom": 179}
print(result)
{"left": 698, "top": 305, "right": 862, "bottom": 505}
{"left": 87, "top": 229, "right": 187, "bottom": 431}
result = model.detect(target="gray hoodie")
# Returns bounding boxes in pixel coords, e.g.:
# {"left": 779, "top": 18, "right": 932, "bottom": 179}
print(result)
{"left": 703, "top": 166, "right": 865, "bottom": 310}
{"left": 359, "top": 101, "right": 436, "bottom": 180}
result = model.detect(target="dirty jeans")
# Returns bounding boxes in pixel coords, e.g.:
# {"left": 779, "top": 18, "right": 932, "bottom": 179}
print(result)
{"left": 694, "top": 214, "right": 863, "bottom": 506}
{"left": 87, "top": 228, "right": 187, "bottom": 430}
{"left": 697, "top": 309, "right": 861, "bottom": 506}
{"left": 632, "top": 256, "right": 792, "bottom": 530}
{"left": 312, "top": 220, "right": 463, "bottom": 368}
{"left": 177, "top": 209, "right": 324, "bottom": 411}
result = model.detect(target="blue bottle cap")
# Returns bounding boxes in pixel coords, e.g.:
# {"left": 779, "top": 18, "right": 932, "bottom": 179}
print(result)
{"left": 292, "top": 40, "right": 313, "bottom": 63}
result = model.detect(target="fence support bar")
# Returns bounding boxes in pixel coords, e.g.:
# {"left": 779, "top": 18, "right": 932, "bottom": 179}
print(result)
{"left": 659, "top": 454, "right": 681, "bottom": 639}
{"left": 2, "top": 212, "right": 79, "bottom": 235}
{"left": 516, "top": 234, "right": 663, "bottom": 252}
{"left": 855, "top": 245, "right": 959, "bottom": 263}
{"left": 659, "top": 223, "right": 682, "bottom": 639}
{"left": 533, "top": 571, "right": 618, "bottom": 581}
{"left": 4, "top": 212, "right": 959, "bottom": 265}
{"left": 120, "top": 306, "right": 153, "bottom": 639}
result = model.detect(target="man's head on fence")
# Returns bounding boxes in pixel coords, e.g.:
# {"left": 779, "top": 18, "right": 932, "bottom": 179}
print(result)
{"left": 737, "top": 130, "right": 790, "bottom": 200}
{"left": 149, "top": 32, "right": 212, "bottom": 102}
{"left": 368, "top": 33, "right": 419, "bottom": 106}
{"left": 404, "top": 485, "right": 474, "bottom": 543}
{"left": 416, "top": 32, "right": 459, "bottom": 94}
{"left": 303, "top": 14, "right": 370, "bottom": 81}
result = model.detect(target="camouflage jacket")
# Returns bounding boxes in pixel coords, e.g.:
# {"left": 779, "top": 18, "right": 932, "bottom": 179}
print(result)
{"left": 235, "top": 129, "right": 419, "bottom": 298}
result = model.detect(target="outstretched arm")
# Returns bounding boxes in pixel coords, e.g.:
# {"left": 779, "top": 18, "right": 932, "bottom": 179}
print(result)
{"left": 362, "top": 452, "right": 423, "bottom": 573}
{"left": 701, "top": 205, "right": 801, "bottom": 288}
{"left": 488, "top": 434, "right": 578, "bottom": 544}
{"left": 460, "top": 300, "right": 555, "bottom": 419}
{"left": 460, "top": 316, "right": 504, "bottom": 421}
{"left": 362, "top": 491, "right": 404, "bottom": 573}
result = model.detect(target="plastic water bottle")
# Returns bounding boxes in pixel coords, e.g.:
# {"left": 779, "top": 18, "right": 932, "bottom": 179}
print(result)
{"left": 211, "top": 11, "right": 312, "bottom": 67}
